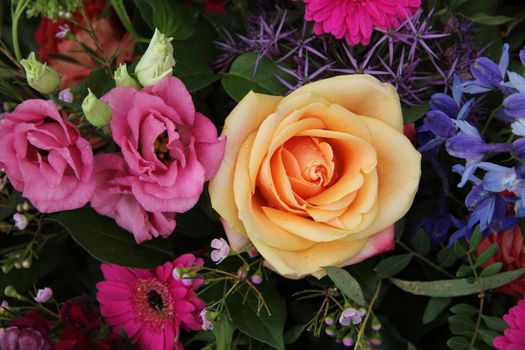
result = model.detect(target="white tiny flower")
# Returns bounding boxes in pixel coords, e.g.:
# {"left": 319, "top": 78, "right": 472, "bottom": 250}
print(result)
{"left": 58, "top": 88, "right": 73, "bottom": 103}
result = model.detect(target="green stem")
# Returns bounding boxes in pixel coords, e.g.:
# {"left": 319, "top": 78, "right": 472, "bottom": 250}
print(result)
{"left": 466, "top": 251, "right": 485, "bottom": 349}
{"left": 11, "top": 0, "right": 29, "bottom": 61}
{"left": 109, "top": 0, "right": 140, "bottom": 42}
{"left": 397, "top": 241, "right": 455, "bottom": 278}
{"left": 481, "top": 109, "right": 497, "bottom": 135}
{"left": 355, "top": 280, "right": 382, "bottom": 350}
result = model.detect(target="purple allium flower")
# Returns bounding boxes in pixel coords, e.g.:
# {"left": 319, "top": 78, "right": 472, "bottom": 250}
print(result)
{"left": 210, "top": 238, "right": 230, "bottom": 264}
{"left": 58, "top": 88, "right": 73, "bottom": 103}
{"left": 34, "top": 288, "right": 53, "bottom": 303}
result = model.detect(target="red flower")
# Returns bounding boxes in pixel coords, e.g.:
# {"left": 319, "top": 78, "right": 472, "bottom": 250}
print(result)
{"left": 0, "top": 310, "right": 53, "bottom": 350}
{"left": 189, "top": 0, "right": 225, "bottom": 14}
{"left": 56, "top": 297, "right": 125, "bottom": 350}
{"left": 477, "top": 225, "right": 525, "bottom": 295}
{"left": 60, "top": 297, "right": 101, "bottom": 334}
{"left": 35, "top": 0, "right": 134, "bottom": 88}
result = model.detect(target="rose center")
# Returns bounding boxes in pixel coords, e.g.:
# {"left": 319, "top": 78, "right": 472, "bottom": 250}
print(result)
{"left": 303, "top": 161, "right": 330, "bottom": 186}
{"left": 131, "top": 278, "right": 174, "bottom": 328}
{"left": 154, "top": 131, "right": 171, "bottom": 164}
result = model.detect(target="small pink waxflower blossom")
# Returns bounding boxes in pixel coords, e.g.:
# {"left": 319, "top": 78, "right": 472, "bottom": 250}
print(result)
{"left": 210, "top": 238, "right": 229, "bottom": 264}
{"left": 34, "top": 287, "right": 53, "bottom": 303}
{"left": 13, "top": 213, "right": 28, "bottom": 230}
{"left": 303, "top": 0, "right": 421, "bottom": 46}
{"left": 58, "top": 88, "right": 73, "bottom": 103}
{"left": 339, "top": 307, "right": 365, "bottom": 326}
{"left": 55, "top": 24, "right": 70, "bottom": 39}
{"left": 200, "top": 309, "right": 214, "bottom": 331}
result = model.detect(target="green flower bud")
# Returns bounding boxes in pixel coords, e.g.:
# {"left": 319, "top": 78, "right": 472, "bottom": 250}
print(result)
{"left": 20, "top": 52, "right": 61, "bottom": 94}
{"left": 4, "top": 285, "right": 22, "bottom": 300}
{"left": 82, "top": 89, "right": 112, "bottom": 127}
{"left": 135, "top": 29, "right": 175, "bottom": 87}
{"left": 114, "top": 63, "right": 140, "bottom": 89}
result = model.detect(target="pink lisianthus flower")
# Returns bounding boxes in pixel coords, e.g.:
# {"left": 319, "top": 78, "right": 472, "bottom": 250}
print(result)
{"left": 91, "top": 153, "right": 176, "bottom": 243}
{"left": 96, "top": 254, "right": 206, "bottom": 350}
{"left": 303, "top": 0, "right": 421, "bottom": 46}
{"left": 0, "top": 100, "right": 94, "bottom": 212}
{"left": 100, "top": 76, "right": 225, "bottom": 214}
{"left": 494, "top": 297, "right": 525, "bottom": 349}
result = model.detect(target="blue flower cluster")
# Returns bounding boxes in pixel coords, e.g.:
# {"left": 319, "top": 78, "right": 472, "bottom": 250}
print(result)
{"left": 418, "top": 45, "right": 525, "bottom": 244}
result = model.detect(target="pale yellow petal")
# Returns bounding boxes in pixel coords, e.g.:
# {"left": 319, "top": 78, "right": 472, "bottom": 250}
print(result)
{"left": 252, "top": 235, "right": 368, "bottom": 278}
{"left": 284, "top": 75, "right": 404, "bottom": 132}
{"left": 209, "top": 92, "right": 282, "bottom": 236}
{"left": 343, "top": 116, "right": 421, "bottom": 241}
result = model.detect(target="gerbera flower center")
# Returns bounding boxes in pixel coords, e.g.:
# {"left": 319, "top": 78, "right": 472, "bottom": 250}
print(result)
{"left": 131, "top": 278, "right": 174, "bottom": 327}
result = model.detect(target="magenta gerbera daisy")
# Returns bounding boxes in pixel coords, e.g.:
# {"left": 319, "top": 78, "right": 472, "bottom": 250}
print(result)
{"left": 303, "top": 0, "right": 421, "bottom": 46}
{"left": 494, "top": 297, "right": 525, "bottom": 350}
{"left": 96, "top": 254, "right": 205, "bottom": 350}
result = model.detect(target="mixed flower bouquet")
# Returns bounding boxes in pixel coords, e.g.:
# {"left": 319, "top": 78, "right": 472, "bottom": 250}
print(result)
{"left": 0, "top": 0, "right": 524, "bottom": 349}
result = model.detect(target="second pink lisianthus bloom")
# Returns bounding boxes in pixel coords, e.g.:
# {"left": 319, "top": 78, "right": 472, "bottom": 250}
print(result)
{"left": 91, "top": 77, "right": 225, "bottom": 242}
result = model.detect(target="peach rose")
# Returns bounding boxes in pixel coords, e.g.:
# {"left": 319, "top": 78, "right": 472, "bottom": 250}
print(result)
{"left": 209, "top": 75, "right": 421, "bottom": 279}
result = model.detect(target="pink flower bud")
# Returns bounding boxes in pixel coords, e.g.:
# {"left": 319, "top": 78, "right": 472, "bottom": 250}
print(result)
{"left": 34, "top": 287, "right": 53, "bottom": 303}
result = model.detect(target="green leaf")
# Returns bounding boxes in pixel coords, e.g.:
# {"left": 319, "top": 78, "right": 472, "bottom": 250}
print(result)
{"left": 324, "top": 266, "right": 366, "bottom": 306}
{"left": 469, "top": 13, "right": 515, "bottom": 25}
{"left": 449, "top": 314, "right": 475, "bottom": 336}
{"left": 374, "top": 254, "right": 412, "bottom": 278}
{"left": 132, "top": 0, "right": 195, "bottom": 39}
{"left": 85, "top": 69, "right": 115, "bottom": 97}
{"left": 51, "top": 207, "right": 174, "bottom": 268}
{"left": 437, "top": 247, "right": 458, "bottom": 268}
{"left": 212, "top": 316, "right": 236, "bottom": 350}
{"left": 482, "top": 316, "right": 507, "bottom": 332}
{"left": 226, "top": 284, "right": 286, "bottom": 350}
{"left": 411, "top": 229, "right": 430, "bottom": 255}
{"left": 447, "top": 336, "right": 470, "bottom": 350}
{"left": 222, "top": 53, "right": 288, "bottom": 102}
{"left": 450, "top": 303, "right": 478, "bottom": 316}
{"left": 479, "top": 329, "right": 500, "bottom": 346}
{"left": 284, "top": 324, "right": 305, "bottom": 344}
{"left": 423, "top": 297, "right": 452, "bottom": 324}
{"left": 390, "top": 268, "right": 525, "bottom": 297}
{"left": 402, "top": 104, "right": 429, "bottom": 123}
{"left": 475, "top": 243, "right": 498, "bottom": 267}
{"left": 468, "top": 226, "right": 482, "bottom": 252}
{"left": 456, "top": 265, "right": 472, "bottom": 278}
{"left": 480, "top": 262, "right": 503, "bottom": 277}
{"left": 453, "top": 240, "right": 468, "bottom": 257}
{"left": 394, "top": 219, "right": 406, "bottom": 240}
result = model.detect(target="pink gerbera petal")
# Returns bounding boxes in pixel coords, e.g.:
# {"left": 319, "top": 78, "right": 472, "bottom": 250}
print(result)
{"left": 303, "top": 0, "right": 421, "bottom": 46}
{"left": 97, "top": 255, "right": 205, "bottom": 350}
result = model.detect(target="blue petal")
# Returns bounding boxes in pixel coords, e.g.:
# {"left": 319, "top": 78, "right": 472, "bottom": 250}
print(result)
{"left": 498, "top": 43, "right": 510, "bottom": 77}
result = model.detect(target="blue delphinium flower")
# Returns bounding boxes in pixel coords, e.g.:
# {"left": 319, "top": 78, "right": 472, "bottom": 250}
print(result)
{"left": 462, "top": 44, "right": 510, "bottom": 94}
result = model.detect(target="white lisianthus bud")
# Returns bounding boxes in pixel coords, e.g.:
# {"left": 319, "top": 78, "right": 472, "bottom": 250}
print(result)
{"left": 114, "top": 63, "right": 141, "bottom": 89}
{"left": 135, "top": 29, "right": 175, "bottom": 87}
{"left": 20, "top": 53, "right": 61, "bottom": 94}
{"left": 82, "top": 89, "right": 112, "bottom": 127}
